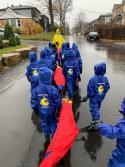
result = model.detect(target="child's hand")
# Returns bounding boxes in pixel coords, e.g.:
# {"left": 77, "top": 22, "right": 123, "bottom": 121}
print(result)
{"left": 82, "top": 96, "right": 89, "bottom": 102}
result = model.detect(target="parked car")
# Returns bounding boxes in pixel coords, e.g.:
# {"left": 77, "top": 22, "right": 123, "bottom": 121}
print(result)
{"left": 87, "top": 32, "right": 99, "bottom": 41}
{"left": 0, "top": 28, "right": 20, "bottom": 38}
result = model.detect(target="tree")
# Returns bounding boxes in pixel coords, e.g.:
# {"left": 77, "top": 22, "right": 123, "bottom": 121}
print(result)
{"left": 73, "top": 11, "right": 86, "bottom": 34}
{"left": 9, "top": 34, "right": 16, "bottom": 46}
{"left": 53, "top": 0, "right": 72, "bottom": 34}
{"left": 4, "top": 23, "right": 14, "bottom": 40}
{"left": 15, "top": 36, "right": 21, "bottom": 45}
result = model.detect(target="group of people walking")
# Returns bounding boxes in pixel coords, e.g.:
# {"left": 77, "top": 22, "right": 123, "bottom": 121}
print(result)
{"left": 25, "top": 29, "right": 125, "bottom": 167}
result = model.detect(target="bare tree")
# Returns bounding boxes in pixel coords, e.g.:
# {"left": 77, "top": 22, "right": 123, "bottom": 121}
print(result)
{"left": 53, "top": 0, "right": 72, "bottom": 34}
{"left": 73, "top": 11, "right": 86, "bottom": 34}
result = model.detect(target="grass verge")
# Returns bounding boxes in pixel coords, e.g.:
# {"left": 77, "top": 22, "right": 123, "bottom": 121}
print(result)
{"left": 0, "top": 44, "right": 28, "bottom": 56}
{"left": 21, "top": 32, "right": 54, "bottom": 41}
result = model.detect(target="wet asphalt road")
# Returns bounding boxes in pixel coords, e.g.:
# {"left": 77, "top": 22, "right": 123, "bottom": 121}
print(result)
{"left": 0, "top": 36, "right": 125, "bottom": 167}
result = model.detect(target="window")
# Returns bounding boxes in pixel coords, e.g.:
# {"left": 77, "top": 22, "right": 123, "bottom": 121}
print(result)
{"left": 17, "top": 20, "right": 21, "bottom": 27}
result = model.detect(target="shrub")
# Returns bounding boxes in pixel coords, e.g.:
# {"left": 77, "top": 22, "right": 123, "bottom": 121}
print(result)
{"left": 4, "top": 23, "right": 14, "bottom": 40}
{"left": 14, "top": 28, "right": 21, "bottom": 35}
{"left": 33, "top": 23, "right": 43, "bottom": 33}
{"left": 15, "top": 36, "right": 21, "bottom": 45}
{"left": 9, "top": 34, "right": 16, "bottom": 46}
{"left": 0, "top": 38, "right": 4, "bottom": 49}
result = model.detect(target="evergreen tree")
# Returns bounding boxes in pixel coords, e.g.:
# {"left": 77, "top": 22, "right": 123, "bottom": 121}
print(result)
{"left": 15, "top": 36, "right": 21, "bottom": 45}
{"left": 4, "top": 23, "right": 13, "bottom": 40}
{"left": 9, "top": 34, "right": 16, "bottom": 46}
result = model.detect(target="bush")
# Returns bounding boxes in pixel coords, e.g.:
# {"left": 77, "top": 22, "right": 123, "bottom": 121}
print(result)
{"left": 0, "top": 38, "right": 4, "bottom": 49}
{"left": 4, "top": 23, "right": 14, "bottom": 40}
{"left": 9, "top": 34, "right": 16, "bottom": 46}
{"left": 14, "top": 28, "right": 21, "bottom": 35}
{"left": 33, "top": 23, "right": 43, "bottom": 33}
{"left": 15, "top": 36, "right": 21, "bottom": 45}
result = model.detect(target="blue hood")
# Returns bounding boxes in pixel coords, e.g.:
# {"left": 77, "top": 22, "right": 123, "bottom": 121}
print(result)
{"left": 29, "top": 51, "right": 37, "bottom": 63}
{"left": 120, "top": 97, "right": 125, "bottom": 116}
{"left": 39, "top": 67, "right": 54, "bottom": 85}
{"left": 48, "top": 41, "right": 52, "bottom": 48}
{"left": 72, "top": 43, "right": 78, "bottom": 50}
{"left": 62, "top": 43, "right": 66, "bottom": 50}
{"left": 94, "top": 62, "right": 106, "bottom": 75}
{"left": 66, "top": 50, "right": 75, "bottom": 61}
{"left": 44, "top": 47, "right": 52, "bottom": 57}
{"left": 65, "top": 42, "right": 70, "bottom": 49}
{"left": 40, "top": 50, "right": 47, "bottom": 59}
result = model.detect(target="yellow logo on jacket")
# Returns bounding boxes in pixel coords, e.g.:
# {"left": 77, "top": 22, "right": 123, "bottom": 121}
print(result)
{"left": 98, "top": 85, "right": 104, "bottom": 94}
{"left": 68, "top": 68, "right": 73, "bottom": 75}
{"left": 33, "top": 69, "right": 38, "bottom": 76}
{"left": 40, "top": 97, "right": 49, "bottom": 106}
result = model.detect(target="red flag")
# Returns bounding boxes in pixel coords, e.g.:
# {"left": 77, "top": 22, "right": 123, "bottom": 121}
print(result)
{"left": 54, "top": 66, "right": 65, "bottom": 90}
{"left": 57, "top": 48, "right": 61, "bottom": 60}
{"left": 40, "top": 99, "right": 79, "bottom": 167}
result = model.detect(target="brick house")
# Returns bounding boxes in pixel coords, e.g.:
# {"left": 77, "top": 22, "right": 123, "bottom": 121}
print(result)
{"left": 0, "top": 5, "right": 43, "bottom": 34}
{"left": 112, "top": 0, "right": 125, "bottom": 25}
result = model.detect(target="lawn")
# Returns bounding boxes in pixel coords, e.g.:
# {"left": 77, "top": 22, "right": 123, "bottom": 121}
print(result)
{"left": 0, "top": 44, "right": 28, "bottom": 56}
{"left": 21, "top": 32, "right": 54, "bottom": 41}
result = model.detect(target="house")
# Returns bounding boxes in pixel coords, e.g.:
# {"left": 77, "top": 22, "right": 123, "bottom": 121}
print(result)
{"left": 40, "top": 15, "right": 50, "bottom": 32}
{"left": 84, "top": 18, "right": 99, "bottom": 33}
{"left": 0, "top": 5, "right": 43, "bottom": 34}
{"left": 112, "top": 0, "right": 125, "bottom": 25}
{"left": 98, "top": 13, "right": 112, "bottom": 25}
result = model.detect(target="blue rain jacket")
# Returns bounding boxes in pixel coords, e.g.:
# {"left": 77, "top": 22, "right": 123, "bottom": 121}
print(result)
{"left": 48, "top": 41, "right": 52, "bottom": 49}
{"left": 99, "top": 97, "right": 125, "bottom": 167}
{"left": 31, "top": 67, "right": 62, "bottom": 136}
{"left": 63, "top": 50, "right": 80, "bottom": 98}
{"left": 87, "top": 62, "right": 110, "bottom": 121}
{"left": 72, "top": 43, "right": 83, "bottom": 73}
{"left": 39, "top": 50, "right": 56, "bottom": 71}
{"left": 60, "top": 43, "right": 66, "bottom": 64}
{"left": 26, "top": 51, "right": 40, "bottom": 90}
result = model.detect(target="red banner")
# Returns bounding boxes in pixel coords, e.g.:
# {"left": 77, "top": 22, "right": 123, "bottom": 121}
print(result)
{"left": 54, "top": 66, "right": 65, "bottom": 90}
{"left": 40, "top": 99, "right": 79, "bottom": 167}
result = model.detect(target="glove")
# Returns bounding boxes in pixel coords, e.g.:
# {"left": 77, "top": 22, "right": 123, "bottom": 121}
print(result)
{"left": 82, "top": 96, "right": 89, "bottom": 102}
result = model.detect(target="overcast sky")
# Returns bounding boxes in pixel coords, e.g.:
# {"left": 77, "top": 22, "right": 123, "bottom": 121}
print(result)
{"left": 0, "top": 0, "right": 122, "bottom": 25}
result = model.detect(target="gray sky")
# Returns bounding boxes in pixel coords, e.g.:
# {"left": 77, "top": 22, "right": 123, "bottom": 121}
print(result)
{"left": 0, "top": 0, "right": 122, "bottom": 25}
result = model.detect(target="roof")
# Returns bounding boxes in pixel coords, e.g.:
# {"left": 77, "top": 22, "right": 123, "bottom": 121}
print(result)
{"left": 0, "top": 8, "right": 31, "bottom": 20}
{"left": 99, "top": 13, "right": 112, "bottom": 18}
{"left": 0, "top": 5, "right": 41, "bottom": 13}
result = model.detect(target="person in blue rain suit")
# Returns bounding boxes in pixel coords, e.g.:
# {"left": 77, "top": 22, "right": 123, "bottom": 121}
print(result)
{"left": 51, "top": 43, "right": 58, "bottom": 63}
{"left": 72, "top": 43, "right": 83, "bottom": 74}
{"left": 26, "top": 51, "right": 40, "bottom": 95}
{"left": 60, "top": 43, "right": 66, "bottom": 66}
{"left": 39, "top": 49, "right": 56, "bottom": 71}
{"left": 48, "top": 41, "right": 52, "bottom": 50}
{"left": 61, "top": 42, "right": 71, "bottom": 63}
{"left": 63, "top": 49, "right": 81, "bottom": 99}
{"left": 85, "top": 62, "right": 110, "bottom": 127}
{"left": 98, "top": 97, "right": 125, "bottom": 167}
{"left": 31, "top": 67, "right": 62, "bottom": 143}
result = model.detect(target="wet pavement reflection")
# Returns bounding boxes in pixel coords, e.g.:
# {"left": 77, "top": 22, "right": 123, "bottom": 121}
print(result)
{"left": 0, "top": 37, "right": 125, "bottom": 167}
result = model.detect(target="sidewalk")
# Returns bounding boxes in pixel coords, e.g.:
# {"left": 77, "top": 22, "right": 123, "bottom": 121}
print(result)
{"left": 101, "top": 39, "right": 125, "bottom": 49}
